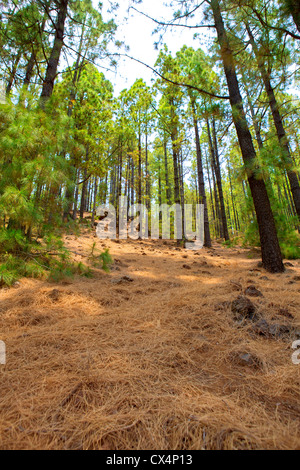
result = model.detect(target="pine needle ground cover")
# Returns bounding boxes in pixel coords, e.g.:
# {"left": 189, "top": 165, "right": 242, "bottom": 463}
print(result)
{"left": 0, "top": 234, "right": 299, "bottom": 450}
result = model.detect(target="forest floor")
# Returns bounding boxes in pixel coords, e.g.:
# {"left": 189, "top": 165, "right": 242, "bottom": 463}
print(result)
{"left": 0, "top": 226, "right": 300, "bottom": 450}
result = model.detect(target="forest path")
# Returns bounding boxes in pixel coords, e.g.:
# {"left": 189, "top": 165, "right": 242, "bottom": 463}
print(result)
{"left": 0, "top": 230, "right": 300, "bottom": 450}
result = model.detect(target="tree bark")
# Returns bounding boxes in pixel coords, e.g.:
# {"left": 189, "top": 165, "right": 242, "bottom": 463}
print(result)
{"left": 211, "top": 117, "right": 229, "bottom": 240}
{"left": 164, "top": 135, "right": 171, "bottom": 205}
{"left": 211, "top": 0, "right": 284, "bottom": 273}
{"left": 191, "top": 98, "right": 211, "bottom": 247}
{"left": 40, "top": 0, "right": 69, "bottom": 108}
{"left": 285, "top": 0, "right": 300, "bottom": 33}
{"left": 6, "top": 51, "right": 22, "bottom": 96}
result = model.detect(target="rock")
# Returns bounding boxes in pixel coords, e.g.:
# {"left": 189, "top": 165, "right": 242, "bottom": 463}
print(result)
{"left": 244, "top": 285, "right": 263, "bottom": 297}
{"left": 236, "top": 353, "right": 261, "bottom": 368}
{"left": 48, "top": 289, "right": 61, "bottom": 302}
{"left": 253, "top": 319, "right": 291, "bottom": 339}
{"left": 278, "top": 308, "right": 294, "bottom": 320}
{"left": 253, "top": 319, "right": 270, "bottom": 337}
{"left": 260, "top": 276, "right": 269, "bottom": 281}
{"left": 268, "top": 323, "right": 291, "bottom": 338}
{"left": 230, "top": 280, "right": 242, "bottom": 291}
{"left": 111, "top": 275, "right": 134, "bottom": 285}
{"left": 285, "top": 262, "right": 294, "bottom": 267}
{"left": 183, "top": 264, "right": 191, "bottom": 270}
{"left": 231, "top": 295, "right": 257, "bottom": 322}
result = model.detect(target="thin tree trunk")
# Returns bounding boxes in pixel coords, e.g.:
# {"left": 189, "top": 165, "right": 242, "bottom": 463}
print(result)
{"left": 80, "top": 169, "right": 88, "bottom": 221}
{"left": 6, "top": 51, "right": 22, "bottom": 96}
{"left": 212, "top": 117, "right": 229, "bottom": 240}
{"left": 138, "top": 130, "right": 142, "bottom": 205}
{"left": 191, "top": 97, "right": 211, "bottom": 247}
{"left": 73, "top": 174, "right": 79, "bottom": 220}
{"left": 164, "top": 135, "right": 171, "bottom": 205}
{"left": 211, "top": 0, "right": 284, "bottom": 273}
{"left": 40, "top": 0, "right": 69, "bottom": 108}
{"left": 91, "top": 177, "right": 98, "bottom": 227}
{"left": 205, "top": 152, "right": 216, "bottom": 236}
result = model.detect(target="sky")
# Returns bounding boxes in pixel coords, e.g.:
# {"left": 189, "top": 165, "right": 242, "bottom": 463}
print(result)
{"left": 99, "top": 0, "right": 213, "bottom": 95}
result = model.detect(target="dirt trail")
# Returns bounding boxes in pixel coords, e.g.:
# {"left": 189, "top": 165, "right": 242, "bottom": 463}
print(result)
{"left": 0, "top": 230, "right": 300, "bottom": 450}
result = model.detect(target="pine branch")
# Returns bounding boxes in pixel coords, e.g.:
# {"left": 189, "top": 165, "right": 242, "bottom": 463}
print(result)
{"left": 114, "top": 53, "right": 230, "bottom": 100}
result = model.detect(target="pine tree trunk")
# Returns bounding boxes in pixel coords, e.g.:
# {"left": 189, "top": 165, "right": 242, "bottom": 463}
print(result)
{"left": 91, "top": 177, "right": 98, "bottom": 227}
{"left": 211, "top": 0, "right": 284, "bottom": 273}
{"left": 145, "top": 125, "right": 151, "bottom": 211}
{"left": 191, "top": 98, "right": 211, "bottom": 247}
{"left": 212, "top": 117, "right": 229, "bottom": 240}
{"left": 131, "top": 158, "right": 135, "bottom": 207}
{"left": 6, "top": 51, "right": 21, "bottom": 96}
{"left": 138, "top": 131, "right": 142, "bottom": 205}
{"left": 205, "top": 152, "right": 216, "bottom": 237}
{"left": 285, "top": 0, "right": 300, "bottom": 32}
{"left": 164, "top": 136, "right": 171, "bottom": 205}
{"left": 80, "top": 168, "right": 89, "bottom": 221}
{"left": 40, "top": 0, "right": 69, "bottom": 108}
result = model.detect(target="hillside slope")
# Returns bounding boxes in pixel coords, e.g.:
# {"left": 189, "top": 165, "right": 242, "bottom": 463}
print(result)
{"left": 0, "top": 232, "right": 300, "bottom": 450}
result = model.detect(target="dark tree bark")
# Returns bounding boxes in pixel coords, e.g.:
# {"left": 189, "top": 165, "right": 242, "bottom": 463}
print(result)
{"left": 285, "top": 0, "right": 300, "bottom": 32}
{"left": 6, "top": 51, "right": 22, "bottom": 96}
{"left": 208, "top": 125, "right": 222, "bottom": 238}
{"left": 211, "top": 0, "right": 284, "bottom": 273}
{"left": 170, "top": 109, "right": 181, "bottom": 205}
{"left": 205, "top": 151, "right": 216, "bottom": 233}
{"left": 91, "top": 177, "right": 98, "bottom": 227}
{"left": 190, "top": 97, "right": 211, "bottom": 247}
{"left": 138, "top": 129, "right": 142, "bottom": 205}
{"left": 72, "top": 173, "right": 79, "bottom": 220}
{"left": 23, "top": 8, "right": 48, "bottom": 90}
{"left": 164, "top": 135, "right": 171, "bottom": 205}
{"left": 227, "top": 158, "right": 240, "bottom": 232}
{"left": 158, "top": 157, "right": 163, "bottom": 238}
{"left": 211, "top": 117, "right": 229, "bottom": 240}
{"left": 40, "top": 0, "right": 69, "bottom": 108}
{"left": 80, "top": 169, "right": 88, "bottom": 221}
{"left": 131, "top": 158, "right": 135, "bottom": 207}
{"left": 145, "top": 122, "right": 151, "bottom": 211}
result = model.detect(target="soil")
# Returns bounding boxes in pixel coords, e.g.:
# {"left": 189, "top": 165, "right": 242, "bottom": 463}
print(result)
{"left": 0, "top": 229, "right": 300, "bottom": 450}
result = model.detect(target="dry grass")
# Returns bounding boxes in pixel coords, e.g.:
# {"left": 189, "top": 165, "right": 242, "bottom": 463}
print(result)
{"left": 0, "top": 231, "right": 300, "bottom": 450}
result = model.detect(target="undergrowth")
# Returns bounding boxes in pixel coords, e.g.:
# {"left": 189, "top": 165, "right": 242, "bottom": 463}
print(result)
{"left": 89, "top": 242, "right": 113, "bottom": 272}
{"left": 243, "top": 217, "right": 300, "bottom": 260}
{"left": 0, "top": 228, "right": 92, "bottom": 287}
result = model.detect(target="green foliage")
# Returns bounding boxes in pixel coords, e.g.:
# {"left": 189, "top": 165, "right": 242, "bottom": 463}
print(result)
{"left": 48, "top": 261, "right": 92, "bottom": 283}
{"left": 88, "top": 243, "right": 113, "bottom": 272}
{"left": 243, "top": 209, "right": 300, "bottom": 260}
{"left": 99, "top": 249, "right": 113, "bottom": 273}
{"left": 222, "top": 237, "right": 239, "bottom": 248}
{"left": 0, "top": 228, "right": 92, "bottom": 287}
{"left": 279, "top": 229, "right": 300, "bottom": 259}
